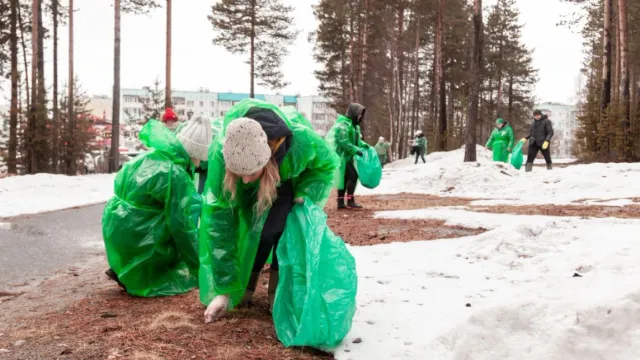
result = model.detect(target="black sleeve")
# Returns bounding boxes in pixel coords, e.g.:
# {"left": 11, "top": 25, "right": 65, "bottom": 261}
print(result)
{"left": 545, "top": 119, "right": 554, "bottom": 141}
{"left": 525, "top": 122, "right": 532, "bottom": 140}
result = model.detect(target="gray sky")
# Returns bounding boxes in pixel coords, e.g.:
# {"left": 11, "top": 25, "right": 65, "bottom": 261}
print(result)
{"left": 1, "top": 0, "right": 583, "bottom": 105}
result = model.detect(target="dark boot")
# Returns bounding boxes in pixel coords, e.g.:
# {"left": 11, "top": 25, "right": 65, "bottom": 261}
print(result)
{"left": 547, "top": 164, "right": 553, "bottom": 170}
{"left": 105, "top": 268, "right": 126, "bottom": 290}
{"left": 268, "top": 269, "right": 279, "bottom": 313}
{"left": 347, "top": 195, "right": 362, "bottom": 209}
{"left": 337, "top": 190, "right": 347, "bottom": 209}
{"left": 239, "top": 271, "right": 260, "bottom": 307}
{"left": 525, "top": 163, "right": 533, "bottom": 172}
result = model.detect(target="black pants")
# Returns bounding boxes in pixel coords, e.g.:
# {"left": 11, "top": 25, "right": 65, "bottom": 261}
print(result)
{"left": 344, "top": 161, "right": 359, "bottom": 196}
{"left": 252, "top": 180, "right": 294, "bottom": 272}
{"left": 526, "top": 143, "right": 552, "bottom": 165}
{"left": 415, "top": 151, "right": 425, "bottom": 164}
{"left": 195, "top": 166, "right": 208, "bottom": 194}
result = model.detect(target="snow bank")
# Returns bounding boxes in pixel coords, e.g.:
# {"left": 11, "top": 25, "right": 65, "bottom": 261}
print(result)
{"left": 0, "top": 174, "right": 115, "bottom": 218}
{"left": 337, "top": 209, "right": 640, "bottom": 359}
{"left": 362, "top": 146, "right": 640, "bottom": 205}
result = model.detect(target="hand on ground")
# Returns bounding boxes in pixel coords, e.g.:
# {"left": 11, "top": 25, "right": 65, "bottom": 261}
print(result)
{"left": 204, "top": 295, "right": 229, "bottom": 323}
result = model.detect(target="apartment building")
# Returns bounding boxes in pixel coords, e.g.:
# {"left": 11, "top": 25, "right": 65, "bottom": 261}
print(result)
{"left": 89, "top": 89, "right": 337, "bottom": 137}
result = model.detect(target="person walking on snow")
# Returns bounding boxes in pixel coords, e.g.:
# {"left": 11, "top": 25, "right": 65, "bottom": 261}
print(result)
{"left": 375, "top": 136, "right": 391, "bottom": 167}
{"left": 200, "top": 100, "right": 338, "bottom": 323}
{"left": 523, "top": 109, "right": 554, "bottom": 171}
{"left": 413, "top": 130, "right": 427, "bottom": 164}
{"left": 102, "top": 116, "right": 212, "bottom": 297}
{"left": 325, "top": 103, "right": 367, "bottom": 209}
{"left": 485, "top": 118, "right": 515, "bottom": 163}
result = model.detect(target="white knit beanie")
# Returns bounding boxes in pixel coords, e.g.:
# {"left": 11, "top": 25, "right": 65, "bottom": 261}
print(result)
{"left": 223, "top": 117, "right": 271, "bottom": 176}
{"left": 177, "top": 115, "right": 212, "bottom": 161}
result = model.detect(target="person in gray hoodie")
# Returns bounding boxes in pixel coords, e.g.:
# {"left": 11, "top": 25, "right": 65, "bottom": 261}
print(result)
{"left": 523, "top": 109, "right": 554, "bottom": 172}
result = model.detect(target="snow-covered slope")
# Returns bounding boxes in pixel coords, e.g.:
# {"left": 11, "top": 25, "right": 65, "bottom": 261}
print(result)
{"left": 362, "top": 146, "right": 640, "bottom": 205}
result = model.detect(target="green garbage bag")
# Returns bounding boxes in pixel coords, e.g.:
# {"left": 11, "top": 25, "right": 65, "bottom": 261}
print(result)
{"left": 102, "top": 120, "right": 200, "bottom": 297}
{"left": 510, "top": 140, "right": 524, "bottom": 170}
{"left": 273, "top": 199, "right": 358, "bottom": 349}
{"left": 355, "top": 144, "right": 382, "bottom": 189}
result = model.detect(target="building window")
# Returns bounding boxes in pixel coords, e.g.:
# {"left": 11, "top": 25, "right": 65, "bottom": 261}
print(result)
{"left": 124, "top": 96, "right": 136, "bottom": 103}
{"left": 177, "top": 109, "right": 185, "bottom": 116}
{"left": 220, "top": 100, "right": 232, "bottom": 107}
{"left": 210, "top": 101, "right": 216, "bottom": 107}
{"left": 199, "top": 101, "right": 204, "bottom": 107}
{"left": 187, "top": 100, "right": 194, "bottom": 106}
{"left": 220, "top": 111, "right": 225, "bottom": 116}
{"left": 211, "top": 112, "right": 215, "bottom": 117}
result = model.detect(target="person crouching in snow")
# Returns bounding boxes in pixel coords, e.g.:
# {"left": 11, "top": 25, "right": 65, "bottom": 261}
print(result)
{"left": 325, "top": 103, "right": 366, "bottom": 209}
{"left": 102, "top": 116, "right": 212, "bottom": 297}
{"left": 375, "top": 136, "right": 391, "bottom": 167}
{"left": 200, "top": 100, "right": 337, "bottom": 323}
{"left": 162, "top": 107, "right": 179, "bottom": 131}
{"left": 485, "top": 118, "right": 514, "bottom": 163}
{"left": 413, "top": 130, "right": 427, "bottom": 164}
{"left": 523, "top": 109, "right": 554, "bottom": 172}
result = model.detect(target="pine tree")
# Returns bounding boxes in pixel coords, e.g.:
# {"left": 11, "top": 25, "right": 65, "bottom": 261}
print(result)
{"left": 142, "top": 77, "right": 165, "bottom": 122}
{"left": 59, "top": 79, "right": 97, "bottom": 175}
{"left": 209, "top": 0, "right": 300, "bottom": 97}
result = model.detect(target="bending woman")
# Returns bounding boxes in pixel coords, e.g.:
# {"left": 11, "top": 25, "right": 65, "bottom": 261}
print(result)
{"left": 199, "top": 99, "right": 338, "bottom": 322}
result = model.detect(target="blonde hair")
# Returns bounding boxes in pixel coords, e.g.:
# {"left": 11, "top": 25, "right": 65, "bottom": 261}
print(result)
{"left": 222, "top": 137, "right": 285, "bottom": 216}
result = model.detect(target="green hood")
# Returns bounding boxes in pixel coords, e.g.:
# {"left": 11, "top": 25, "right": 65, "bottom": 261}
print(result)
{"left": 139, "top": 119, "right": 191, "bottom": 166}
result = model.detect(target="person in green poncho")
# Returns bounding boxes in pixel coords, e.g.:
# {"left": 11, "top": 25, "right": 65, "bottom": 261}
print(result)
{"left": 102, "top": 116, "right": 212, "bottom": 297}
{"left": 200, "top": 99, "right": 338, "bottom": 323}
{"left": 175, "top": 116, "right": 223, "bottom": 194}
{"left": 413, "top": 130, "right": 427, "bottom": 164}
{"left": 486, "top": 118, "right": 515, "bottom": 163}
{"left": 375, "top": 136, "right": 391, "bottom": 167}
{"left": 325, "top": 103, "right": 366, "bottom": 209}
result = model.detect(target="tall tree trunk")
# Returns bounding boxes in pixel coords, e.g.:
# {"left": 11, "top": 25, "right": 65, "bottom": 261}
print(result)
{"left": 465, "top": 0, "right": 483, "bottom": 162}
{"left": 348, "top": 1, "right": 355, "bottom": 102}
{"left": 36, "top": 0, "right": 46, "bottom": 172}
{"left": 109, "top": 0, "right": 121, "bottom": 173}
{"left": 507, "top": 75, "right": 514, "bottom": 120}
{"left": 618, "top": 0, "right": 630, "bottom": 159}
{"left": 17, "top": 3, "right": 30, "bottom": 108}
{"left": 600, "top": 0, "right": 612, "bottom": 117}
{"left": 435, "top": 0, "right": 445, "bottom": 150}
{"left": 614, "top": 14, "right": 620, "bottom": 104}
{"left": 165, "top": 0, "right": 172, "bottom": 108}
{"left": 249, "top": 0, "right": 256, "bottom": 98}
{"left": 67, "top": 0, "right": 76, "bottom": 175}
{"left": 28, "top": 0, "right": 39, "bottom": 173}
{"left": 358, "top": 0, "right": 368, "bottom": 103}
{"left": 52, "top": 0, "right": 60, "bottom": 173}
{"left": 412, "top": 18, "right": 420, "bottom": 140}
{"left": 9, "top": 0, "right": 19, "bottom": 174}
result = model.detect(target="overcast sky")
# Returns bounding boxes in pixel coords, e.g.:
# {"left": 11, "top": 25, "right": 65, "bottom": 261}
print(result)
{"left": 0, "top": 0, "right": 583, "bottom": 106}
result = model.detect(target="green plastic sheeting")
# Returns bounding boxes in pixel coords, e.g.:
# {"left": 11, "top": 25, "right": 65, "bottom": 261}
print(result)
{"left": 273, "top": 199, "right": 357, "bottom": 349}
{"left": 510, "top": 140, "right": 524, "bottom": 170}
{"left": 280, "top": 105, "right": 314, "bottom": 131}
{"left": 355, "top": 145, "right": 382, "bottom": 189}
{"left": 199, "top": 98, "right": 339, "bottom": 309}
{"left": 102, "top": 120, "right": 201, "bottom": 297}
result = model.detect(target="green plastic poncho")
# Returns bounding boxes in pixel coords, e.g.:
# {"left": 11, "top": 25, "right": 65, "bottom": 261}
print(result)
{"left": 415, "top": 136, "right": 427, "bottom": 154}
{"left": 375, "top": 141, "right": 390, "bottom": 164}
{"left": 273, "top": 199, "right": 357, "bottom": 349}
{"left": 198, "top": 99, "right": 339, "bottom": 308}
{"left": 102, "top": 120, "right": 201, "bottom": 297}
{"left": 325, "top": 115, "right": 363, "bottom": 190}
{"left": 510, "top": 140, "right": 525, "bottom": 170}
{"left": 280, "top": 105, "right": 314, "bottom": 131}
{"left": 486, "top": 119, "right": 515, "bottom": 163}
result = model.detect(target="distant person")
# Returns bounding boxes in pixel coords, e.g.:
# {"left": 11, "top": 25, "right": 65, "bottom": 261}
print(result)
{"left": 485, "top": 118, "right": 515, "bottom": 163}
{"left": 162, "top": 108, "right": 179, "bottom": 131}
{"left": 522, "top": 109, "right": 554, "bottom": 171}
{"left": 187, "top": 110, "right": 195, "bottom": 120}
{"left": 375, "top": 136, "right": 391, "bottom": 167}
{"left": 102, "top": 116, "right": 211, "bottom": 297}
{"left": 325, "top": 103, "right": 367, "bottom": 209}
{"left": 413, "top": 130, "right": 427, "bottom": 164}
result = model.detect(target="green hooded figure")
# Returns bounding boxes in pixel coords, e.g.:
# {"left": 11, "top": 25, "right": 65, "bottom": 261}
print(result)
{"left": 325, "top": 103, "right": 366, "bottom": 209}
{"left": 486, "top": 118, "right": 515, "bottom": 163}
{"left": 198, "top": 99, "right": 339, "bottom": 321}
{"left": 102, "top": 118, "right": 212, "bottom": 297}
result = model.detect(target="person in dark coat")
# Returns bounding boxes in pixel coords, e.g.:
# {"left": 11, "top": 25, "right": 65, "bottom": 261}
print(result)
{"left": 523, "top": 109, "right": 554, "bottom": 172}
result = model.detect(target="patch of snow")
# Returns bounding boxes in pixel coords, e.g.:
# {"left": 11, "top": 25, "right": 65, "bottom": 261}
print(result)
{"left": 0, "top": 174, "right": 115, "bottom": 218}
{"left": 337, "top": 209, "right": 640, "bottom": 359}
{"left": 365, "top": 146, "right": 640, "bottom": 205}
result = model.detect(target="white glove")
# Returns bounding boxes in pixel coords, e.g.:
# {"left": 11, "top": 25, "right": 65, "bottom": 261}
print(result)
{"left": 294, "top": 197, "right": 304, "bottom": 204}
{"left": 204, "top": 295, "right": 230, "bottom": 323}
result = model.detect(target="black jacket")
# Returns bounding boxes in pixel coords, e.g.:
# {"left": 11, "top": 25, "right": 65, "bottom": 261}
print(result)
{"left": 526, "top": 115, "right": 554, "bottom": 147}
{"left": 244, "top": 106, "right": 293, "bottom": 166}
